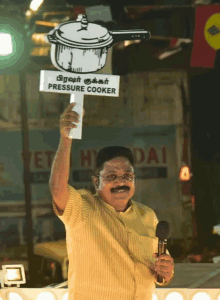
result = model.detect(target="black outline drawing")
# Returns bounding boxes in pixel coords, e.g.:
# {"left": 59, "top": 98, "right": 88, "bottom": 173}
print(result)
{"left": 47, "top": 14, "right": 150, "bottom": 74}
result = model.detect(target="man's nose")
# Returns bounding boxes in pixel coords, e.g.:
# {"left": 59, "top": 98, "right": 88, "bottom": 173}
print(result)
{"left": 115, "top": 176, "right": 125, "bottom": 183}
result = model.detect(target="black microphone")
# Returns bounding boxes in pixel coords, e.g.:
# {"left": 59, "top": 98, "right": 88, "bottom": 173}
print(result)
{"left": 155, "top": 221, "right": 170, "bottom": 284}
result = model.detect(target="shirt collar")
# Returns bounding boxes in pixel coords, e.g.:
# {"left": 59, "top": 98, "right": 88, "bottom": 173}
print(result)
{"left": 94, "top": 193, "right": 133, "bottom": 213}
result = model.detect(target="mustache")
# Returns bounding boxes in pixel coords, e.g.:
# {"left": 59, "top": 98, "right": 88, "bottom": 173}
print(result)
{"left": 110, "top": 186, "right": 130, "bottom": 192}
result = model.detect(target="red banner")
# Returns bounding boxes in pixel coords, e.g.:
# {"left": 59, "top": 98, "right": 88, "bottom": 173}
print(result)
{"left": 73, "top": 5, "right": 86, "bottom": 19}
{"left": 191, "top": 5, "right": 220, "bottom": 68}
{"left": 125, "top": 6, "right": 154, "bottom": 20}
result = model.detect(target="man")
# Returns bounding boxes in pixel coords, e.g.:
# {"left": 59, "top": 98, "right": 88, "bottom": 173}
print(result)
{"left": 49, "top": 103, "right": 174, "bottom": 300}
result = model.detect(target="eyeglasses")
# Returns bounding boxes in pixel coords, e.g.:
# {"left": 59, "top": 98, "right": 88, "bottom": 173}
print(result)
{"left": 95, "top": 173, "right": 135, "bottom": 183}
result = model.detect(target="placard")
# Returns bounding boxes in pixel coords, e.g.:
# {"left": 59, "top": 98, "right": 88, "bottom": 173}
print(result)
{"left": 40, "top": 70, "right": 120, "bottom": 97}
{"left": 39, "top": 13, "right": 150, "bottom": 139}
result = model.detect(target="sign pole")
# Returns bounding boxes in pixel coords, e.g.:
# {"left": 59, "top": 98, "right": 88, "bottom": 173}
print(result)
{"left": 69, "top": 93, "right": 84, "bottom": 139}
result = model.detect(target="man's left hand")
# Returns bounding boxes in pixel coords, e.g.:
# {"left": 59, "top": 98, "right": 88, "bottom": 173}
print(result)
{"left": 153, "top": 253, "right": 174, "bottom": 282}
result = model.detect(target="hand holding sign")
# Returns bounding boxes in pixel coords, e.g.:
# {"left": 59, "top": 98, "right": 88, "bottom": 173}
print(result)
{"left": 60, "top": 102, "right": 84, "bottom": 139}
{"left": 69, "top": 93, "right": 84, "bottom": 139}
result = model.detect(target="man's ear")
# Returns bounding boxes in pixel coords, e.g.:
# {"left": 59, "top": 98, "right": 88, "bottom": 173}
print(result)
{"left": 92, "top": 176, "right": 99, "bottom": 189}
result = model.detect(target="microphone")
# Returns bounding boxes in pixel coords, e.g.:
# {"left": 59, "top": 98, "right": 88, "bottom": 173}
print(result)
{"left": 155, "top": 221, "right": 170, "bottom": 284}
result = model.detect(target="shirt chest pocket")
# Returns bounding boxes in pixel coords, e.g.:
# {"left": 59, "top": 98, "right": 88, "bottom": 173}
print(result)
{"left": 128, "top": 230, "right": 158, "bottom": 265}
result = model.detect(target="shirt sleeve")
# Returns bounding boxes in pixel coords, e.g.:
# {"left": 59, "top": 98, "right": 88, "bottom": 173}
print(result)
{"left": 52, "top": 184, "right": 90, "bottom": 228}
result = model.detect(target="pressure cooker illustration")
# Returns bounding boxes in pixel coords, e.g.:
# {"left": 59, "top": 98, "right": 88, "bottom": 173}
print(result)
{"left": 47, "top": 14, "right": 151, "bottom": 74}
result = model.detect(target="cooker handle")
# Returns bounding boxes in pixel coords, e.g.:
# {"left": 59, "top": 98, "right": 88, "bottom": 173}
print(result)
{"left": 109, "top": 29, "right": 150, "bottom": 45}
{"left": 47, "top": 31, "right": 58, "bottom": 44}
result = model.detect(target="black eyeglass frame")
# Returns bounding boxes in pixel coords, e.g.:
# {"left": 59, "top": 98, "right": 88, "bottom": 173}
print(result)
{"left": 94, "top": 173, "right": 136, "bottom": 183}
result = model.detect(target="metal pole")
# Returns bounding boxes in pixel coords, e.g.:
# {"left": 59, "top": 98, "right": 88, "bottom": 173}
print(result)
{"left": 19, "top": 68, "right": 34, "bottom": 286}
{"left": 187, "top": 78, "right": 197, "bottom": 238}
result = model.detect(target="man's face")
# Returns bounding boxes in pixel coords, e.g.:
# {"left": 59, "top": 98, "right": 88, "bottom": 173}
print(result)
{"left": 93, "top": 157, "right": 135, "bottom": 211}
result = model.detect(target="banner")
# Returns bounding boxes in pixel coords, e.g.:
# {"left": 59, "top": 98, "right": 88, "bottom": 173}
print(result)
{"left": 73, "top": 5, "right": 86, "bottom": 19}
{"left": 125, "top": 6, "right": 154, "bottom": 20}
{"left": 191, "top": 5, "right": 220, "bottom": 68}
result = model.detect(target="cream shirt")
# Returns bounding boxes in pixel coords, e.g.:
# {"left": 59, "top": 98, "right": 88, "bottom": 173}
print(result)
{"left": 53, "top": 185, "right": 164, "bottom": 300}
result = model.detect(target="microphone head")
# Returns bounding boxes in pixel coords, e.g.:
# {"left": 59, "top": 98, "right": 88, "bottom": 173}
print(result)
{"left": 156, "top": 221, "right": 170, "bottom": 240}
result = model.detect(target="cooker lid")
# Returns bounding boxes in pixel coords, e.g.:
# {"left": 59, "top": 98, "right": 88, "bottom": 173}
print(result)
{"left": 54, "top": 15, "right": 113, "bottom": 48}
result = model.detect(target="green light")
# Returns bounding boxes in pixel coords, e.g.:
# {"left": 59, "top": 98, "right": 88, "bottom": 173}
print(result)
{"left": 0, "top": 13, "right": 32, "bottom": 74}
{"left": 0, "top": 33, "right": 13, "bottom": 56}
{"left": 0, "top": 19, "right": 25, "bottom": 67}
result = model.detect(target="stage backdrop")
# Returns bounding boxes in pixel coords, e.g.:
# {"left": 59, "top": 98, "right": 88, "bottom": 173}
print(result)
{"left": 0, "top": 124, "right": 185, "bottom": 246}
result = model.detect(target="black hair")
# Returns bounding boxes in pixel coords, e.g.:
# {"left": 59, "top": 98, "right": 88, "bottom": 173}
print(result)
{"left": 92, "top": 146, "right": 134, "bottom": 184}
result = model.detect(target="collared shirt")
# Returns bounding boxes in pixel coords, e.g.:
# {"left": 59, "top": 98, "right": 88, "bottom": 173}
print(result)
{"left": 53, "top": 185, "right": 162, "bottom": 300}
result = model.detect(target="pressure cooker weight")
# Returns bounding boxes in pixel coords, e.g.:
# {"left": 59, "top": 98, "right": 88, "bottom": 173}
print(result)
{"left": 47, "top": 83, "right": 116, "bottom": 94}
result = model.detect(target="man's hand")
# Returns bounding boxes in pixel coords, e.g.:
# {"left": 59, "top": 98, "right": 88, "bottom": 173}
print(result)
{"left": 60, "top": 103, "right": 85, "bottom": 139}
{"left": 153, "top": 253, "right": 174, "bottom": 283}
{"left": 149, "top": 253, "right": 174, "bottom": 284}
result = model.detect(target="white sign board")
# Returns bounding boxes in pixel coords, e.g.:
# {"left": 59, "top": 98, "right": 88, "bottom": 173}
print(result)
{"left": 39, "top": 70, "right": 120, "bottom": 97}
{"left": 40, "top": 70, "right": 120, "bottom": 139}
{"left": 39, "top": 13, "right": 150, "bottom": 139}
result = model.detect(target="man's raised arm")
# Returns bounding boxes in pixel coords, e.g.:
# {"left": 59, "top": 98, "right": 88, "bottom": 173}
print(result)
{"left": 49, "top": 102, "right": 80, "bottom": 211}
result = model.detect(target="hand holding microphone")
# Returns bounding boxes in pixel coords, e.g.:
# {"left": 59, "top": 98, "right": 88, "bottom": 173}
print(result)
{"left": 154, "top": 221, "right": 174, "bottom": 285}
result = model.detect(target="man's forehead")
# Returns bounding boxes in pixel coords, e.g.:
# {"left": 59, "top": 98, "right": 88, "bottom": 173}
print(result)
{"left": 103, "top": 157, "right": 133, "bottom": 170}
